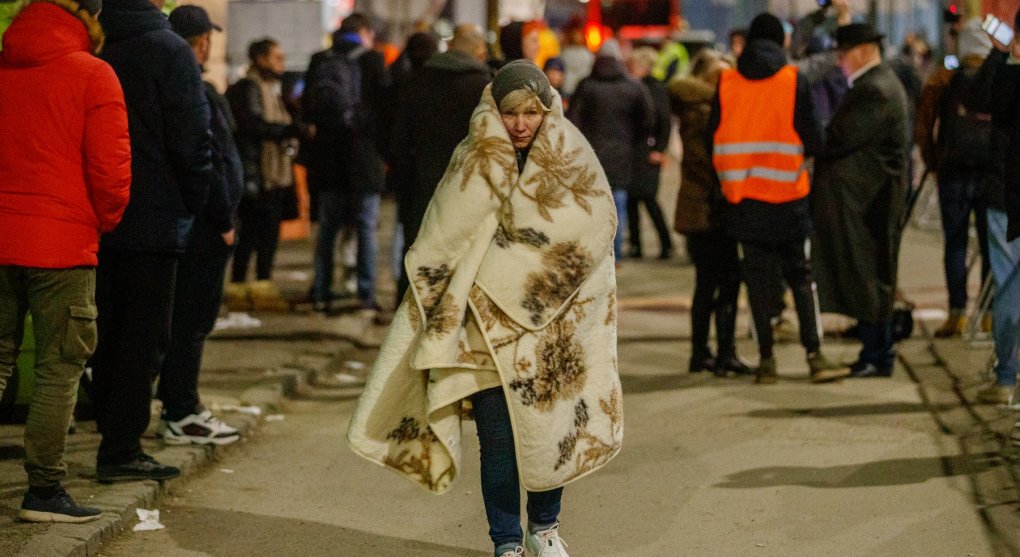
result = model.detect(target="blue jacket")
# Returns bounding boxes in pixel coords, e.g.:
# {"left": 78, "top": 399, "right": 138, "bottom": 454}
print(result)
{"left": 98, "top": 0, "right": 211, "bottom": 253}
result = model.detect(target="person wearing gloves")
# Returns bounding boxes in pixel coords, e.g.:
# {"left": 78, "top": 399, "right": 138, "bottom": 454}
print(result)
{"left": 348, "top": 60, "right": 622, "bottom": 557}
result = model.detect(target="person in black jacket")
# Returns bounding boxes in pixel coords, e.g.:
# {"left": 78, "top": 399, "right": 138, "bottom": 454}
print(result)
{"left": 157, "top": 5, "right": 244, "bottom": 446}
{"left": 225, "top": 38, "right": 301, "bottom": 312}
{"left": 305, "top": 13, "right": 390, "bottom": 312}
{"left": 390, "top": 23, "right": 492, "bottom": 296}
{"left": 626, "top": 46, "right": 674, "bottom": 260}
{"left": 568, "top": 39, "right": 653, "bottom": 263}
{"left": 90, "top": 0, "right": 212, "bottom": 483}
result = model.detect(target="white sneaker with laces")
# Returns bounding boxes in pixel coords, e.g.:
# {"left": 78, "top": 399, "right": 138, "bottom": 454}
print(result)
{"left": 160, "top": 410, "right": 240, "bottom": 446}
{"left": 524, "top": 523, "right": 569, "bottom": 557}
{"left": 497, "top": 546, "right": 524, "bottom": 557}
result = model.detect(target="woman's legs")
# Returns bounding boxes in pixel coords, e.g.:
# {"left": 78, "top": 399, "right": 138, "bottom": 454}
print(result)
{"left": 471, "top": 387, "right": 562, "bottom": 555}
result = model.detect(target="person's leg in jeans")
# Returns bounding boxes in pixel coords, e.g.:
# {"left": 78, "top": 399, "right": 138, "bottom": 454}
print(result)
{"left": 472, "top": 387, "right": 562, "bottom": 555}
{"left": 987, "top": 209, "right": 1020, "bottom": 387}
{"left": 777, "top": 238, "right": 821, "bottom": 355}
{"left": 355, "top": 193, "right": 381, "bottom": 306}
{"left": 856, "top": 321, "right": 894, "bottom": 370}
{"left": 90, "top": 249, "right": 178, "bottom": 466}
{"left": 254, "top": 201, "right": 282, "bottom": 281}
{"left": 312, "top": 190, "right": 346, "bottom": 303}
{"left": 23, "top": 268, "right": 97, "bottom": 488}
{"left": 612, "top": 188, "right": 628, "bottom": 263}
{"left": 937, "top": 174, "right": 970, "bottom": 312}
{"left": 686, "top": 232, "right": 721, "bottom": 370}
{"left": 625, "top": 194, "right": 642, "bottom": 256}
{"left": 740, "top": 241, "right": 779, "bottom": 359}
{"left": 159, "top": 221, "right": 233, "bottom": 421}
{"left": 231, "top": 197, "right": 258, "bottom": 284}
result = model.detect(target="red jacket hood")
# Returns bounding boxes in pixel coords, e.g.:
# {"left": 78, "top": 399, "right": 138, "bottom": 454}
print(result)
{"left": 2, "top": 0, "right": 104, "bottom": 66}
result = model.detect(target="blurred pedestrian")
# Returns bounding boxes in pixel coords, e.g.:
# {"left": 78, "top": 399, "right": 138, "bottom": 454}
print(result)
{"left": 915, "top": 18, "right": 993, "bottom": 338}
{"left": 349, "top": 60, "right": 621, "bottom": 557}
{"left": 966, "top": 12, "right": 1020, "bottom": 404}
{"left": 569, "top": 39, "right": 653, "bottom": 263}
{"left": 558, "top": 17, "right": 593, "bottom": 98}
{"left": 157, "top": 5, "right": 243, "bottom": 446}
{"left": 710, "top": 13, "right": 848, "bottom": 384}
{"left": 813, "top": 23, "right": 911, "bottom": 378}
{"left": 225, "top": 38, "right": 301, "bottom": 312}
{"left": 626, "top": 46, "right": 674, "bottom": 260}
{"left": 91, "top": 0, "right": 212, "bottom": 483}
{"left": 0, "top": 0, "right": 130, "bottom": 520}
{"left": 543, "top": 56, "right": 566, "bottom": 94}
{"left": 729, "top": 28, "right": 747, "bottom": 58}
{"left": 670, "top": 50, "right": 751, "bottom": 377}
{"left": 497, "top": 19, "right": 543, "bottom": 67}
{"left": 390, "top": 23, "right": 492, "bottom": 296}
{"left": 304, "top": 13, "right": 390, "bottom": 313}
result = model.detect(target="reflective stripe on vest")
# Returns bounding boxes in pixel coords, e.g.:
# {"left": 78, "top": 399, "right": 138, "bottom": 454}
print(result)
{"left": 713, "top": 65, "right": 810, "bottom": 205}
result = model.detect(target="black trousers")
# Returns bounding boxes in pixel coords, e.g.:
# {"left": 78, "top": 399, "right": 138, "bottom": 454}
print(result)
{"left": 626, "top": 191, "right": 672, "bottom": 254}
{"left": 232, "top": 197, "right": 281, "bottom": 282}
{"left": 686, "top": 230, "right": 741, "bottom": 359}
{"left": 89, "top": 248, "right": 178, "bottom": 465}
{"left": 741, "top": 238, "right": 820, "bottom": 358}
{"left": 158, "top": 220, "right": 232, "bottom": 421}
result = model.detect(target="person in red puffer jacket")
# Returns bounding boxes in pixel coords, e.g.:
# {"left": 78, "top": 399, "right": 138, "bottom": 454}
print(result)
{"left": 0, "top": 0, "right": 131, "bottom": 523}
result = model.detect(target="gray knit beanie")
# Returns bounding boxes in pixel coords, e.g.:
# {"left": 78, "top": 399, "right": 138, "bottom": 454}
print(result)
{"left": 492, "top": 59, "right": 554, "bottom": 110}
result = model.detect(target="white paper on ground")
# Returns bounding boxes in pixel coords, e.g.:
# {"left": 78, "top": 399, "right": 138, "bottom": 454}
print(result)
{"left": 265, "top": 414, "right": 285, "bottom": 422}
{"left": 213, "top": 312, "right": 263, "bottom": 331}
{"left": 133, "top": 508, "right": 165, "bottom": 531}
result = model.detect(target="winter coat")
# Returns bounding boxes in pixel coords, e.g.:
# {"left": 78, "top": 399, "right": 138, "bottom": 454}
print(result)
{"left": 303, "top": 38, "right": 390, "bottom": 195}
{"left": 225, "top": 72, "right": 298, "bottom": 202}
{"left": 390, "top": 49, "right": 493, "bottom": 242}
{"left": 568, "top": 55, "right": 654, "bottom": 190}
{"left": 203, "top": 82, "right": 243, "bottom": 233}
{"left": 98, "top": 0, "right": 211, "bottom": 254}
{"left": 669, "top": 76, "right": 718, "bottom": 234}
{"left": 348, "top": 85, "right": 621, "bottom": 493}
{"left": 968, "top": 49, "right": 1014, "bottom": 214}
{"left": 629, "top": 75, "right": 672, "bottom": 198}
{"left": 812, "top": 63, "right": 910, "bottom": 322}
{"left": 915, "top": 54, "right": 989, "bottom": 175}
{"left": 0, "top": 0, "right": 131, "bottom": 268}
{"left": 708, "top": 39, "right": 824, "bottom": 244}
{"left": 984, "top": 52, "right": 1020, "bottom": 240}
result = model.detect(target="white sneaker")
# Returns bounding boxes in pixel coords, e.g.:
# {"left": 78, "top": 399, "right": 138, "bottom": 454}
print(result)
{"left": 498, "top": 547, "right": 524, "bottom": 557}
{"left": 159, "top": 410, "right": 240, "bottom": 446}
{"left": 525, "top": 523, "right": 569, "bottom": 557}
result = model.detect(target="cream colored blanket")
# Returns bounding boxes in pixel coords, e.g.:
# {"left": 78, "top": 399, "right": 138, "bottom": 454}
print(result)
{"left": 347, "top": 85, "right": 622, "bottom": 493}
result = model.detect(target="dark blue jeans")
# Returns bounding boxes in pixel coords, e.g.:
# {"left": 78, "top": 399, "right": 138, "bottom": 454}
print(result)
{"left": 471, "top": 387, "right": 562, "bottom": 553}
{"left": 313, "top": 190, "right": 380, "bottom": 304}
{"left": 858, "top": 321, "right": 894, "bottom": 369}
{"left": 937, "top": 173, "right": 989, "bottom": 310}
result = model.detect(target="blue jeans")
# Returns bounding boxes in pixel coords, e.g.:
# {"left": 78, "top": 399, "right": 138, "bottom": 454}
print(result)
{"left": 471, "top": 387, "right": 562, "bottom": 553}
{"left": 858, "top": 321, "right": 894, "bottom": 369}
{"left": 612, "top": 189, "right": 628, "bottom": 262}
{"left": 987, "top": 209, "right": 1020, "bottom": 386}
{"left": 313, "top": 191, "right": 380, "bottom": 304}
{"left": 937, "top": 173, "right": 988, "bottom": 310}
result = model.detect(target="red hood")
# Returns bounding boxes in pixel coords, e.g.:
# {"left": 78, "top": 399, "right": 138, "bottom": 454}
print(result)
{"left": 2, "top": 2, "right": 92, "bottom": 67}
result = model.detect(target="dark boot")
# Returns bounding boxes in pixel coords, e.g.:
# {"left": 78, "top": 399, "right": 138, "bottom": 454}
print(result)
{"left": 714, "top": 353, "right": 753, "bottom": 377}
{"left": 689, "top": 350, "right": 716, "bottom": 373}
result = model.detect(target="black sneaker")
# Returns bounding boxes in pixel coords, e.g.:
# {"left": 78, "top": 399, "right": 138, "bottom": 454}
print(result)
{"left": 19, "top": 486, "right": 102, "bottom": 523}
{"left": 96, "top": 453, "right": 181, "bottom": 484}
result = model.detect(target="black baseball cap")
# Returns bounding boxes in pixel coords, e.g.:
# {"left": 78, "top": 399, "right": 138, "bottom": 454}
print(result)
{"left": 169, "top": 5, "right": 222, "bottom": 39}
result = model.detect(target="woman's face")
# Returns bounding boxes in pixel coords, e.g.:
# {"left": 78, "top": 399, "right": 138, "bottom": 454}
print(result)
{"left": 501, "top": 101, "right": 545, "bottom": 149}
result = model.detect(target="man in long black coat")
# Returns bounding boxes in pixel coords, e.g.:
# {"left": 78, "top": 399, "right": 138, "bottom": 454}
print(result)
{"left": 389, "top": 24, "right": 492, "bottom": 295}
{"left": 813, "top": 23, "right": 910, "bottom": 378}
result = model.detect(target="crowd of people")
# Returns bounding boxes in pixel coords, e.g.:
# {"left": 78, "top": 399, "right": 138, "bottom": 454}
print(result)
{"left": 2, "top": 0, "right": 1020, "bottom": 555}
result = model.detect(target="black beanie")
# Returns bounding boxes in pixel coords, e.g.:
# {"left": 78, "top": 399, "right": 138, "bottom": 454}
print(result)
{"left": 747, "top": 13, "right": 785, "bottom": 47}
{"left": 76, "top": 0, "right": 101, "bottom": 16}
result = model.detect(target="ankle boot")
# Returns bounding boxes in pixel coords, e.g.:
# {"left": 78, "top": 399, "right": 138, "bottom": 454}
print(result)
{"left": 715, "top": 353, "right": 753, "bottom": 377}
{"left": 248, "top": 280, "right": 289, "bottom": 312}
{"left": 223, "top": 282, "right": 250, "bottom": 312}
{"left": 689, "top": 350, "right": 716, "bottom": 373}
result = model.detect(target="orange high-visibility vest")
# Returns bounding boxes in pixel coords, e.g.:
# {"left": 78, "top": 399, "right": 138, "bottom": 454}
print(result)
{"left": 713, "top": 65, "right": 810, "bottom": 205}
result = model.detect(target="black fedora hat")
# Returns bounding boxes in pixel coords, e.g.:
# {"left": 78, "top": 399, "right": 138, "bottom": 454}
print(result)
{"left": 835, "top": 23, "right": 884, "bottom": 49}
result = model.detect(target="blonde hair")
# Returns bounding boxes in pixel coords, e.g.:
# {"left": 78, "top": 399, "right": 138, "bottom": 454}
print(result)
{"left": 497, "top": 89, "right": 552, "bottom": 114}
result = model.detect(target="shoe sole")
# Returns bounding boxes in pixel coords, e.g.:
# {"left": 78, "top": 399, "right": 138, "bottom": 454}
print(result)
{"left": 18, "top": 509, "right": 102, "bottom": 523}
{"left": 96, "top": 471, "right": 182, "bottom": 484}
{"left": 811, "top": 368, "right": 852, "bottom": 383}
{"left": 161, "top": 433, "right": 240, "bottom": 446}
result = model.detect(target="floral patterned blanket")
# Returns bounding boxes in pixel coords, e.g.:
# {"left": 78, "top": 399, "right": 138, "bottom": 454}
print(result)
{"left": 346, "top": 86, "right": 623, "bottom": 493}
